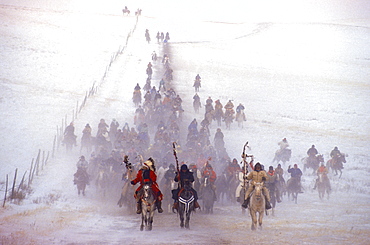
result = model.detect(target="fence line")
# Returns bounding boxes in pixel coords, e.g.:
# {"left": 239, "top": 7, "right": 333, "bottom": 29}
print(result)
{"left": 1, "top": 15, "right": 140, "bottom": 207}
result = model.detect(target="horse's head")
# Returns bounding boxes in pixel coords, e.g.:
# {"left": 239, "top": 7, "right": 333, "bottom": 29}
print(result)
{"left": 318, "top": 173, "right": 323, "bottom": 183}
{"left": 254, "top": 182, "right": 263, "bottom": 198}
{"left": 318, "top": 154, "right": 324, "bottom": 163}
{"left": 143, "top": 182, "right": 153, "bottom": 197}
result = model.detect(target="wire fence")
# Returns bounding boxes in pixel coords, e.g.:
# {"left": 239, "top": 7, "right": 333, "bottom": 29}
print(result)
{"left": 1, "top": 15, "right": 140, "bottom": 207}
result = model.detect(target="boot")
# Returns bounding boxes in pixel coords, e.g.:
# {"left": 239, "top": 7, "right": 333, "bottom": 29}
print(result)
{"left": 136, "top": 201, "right": 142, "bottom": 214}
{"left": 172, "top": 201, "right": 178, "bottom": 212}
{"left": 265, "top": 200, "right": 272, "bottom": 210}
{"left": 156, "top": 200, "right": 163, "bottom": 213}
{"left": 242, "top": 197, "right": 250, "bottom": 209}
{"left": 194, "top": 201, "right": 200, "bottom": 209}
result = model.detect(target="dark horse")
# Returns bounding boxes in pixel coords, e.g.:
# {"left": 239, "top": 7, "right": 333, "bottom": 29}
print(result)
{"left": 303, "top": 154, "right": 324, "bottom": 174}
{"left": 317, "top": 173, "right": 331, "bottom": 200}
{"left": 327, "top": 153, "right": 346, "bottom": 178}
{"left": 266, "top": 182, "right": 277, "bottom": 216}
{"left": 74, "top": 168, "right": 89, "bottom": 196}
{"left": 200, "top": 176, "right": 215, "bottom": 214}
{"left": 177, "top": 181, "right": 196, "bottom": 229}
{"left": 63, "top": 134, "right": 76, "bottom": 153}
{"left": 287, "top": 177, "right": 300, "bottom": 204}
{"left": 132, "top": 90, "right": 142, "bottom": 107}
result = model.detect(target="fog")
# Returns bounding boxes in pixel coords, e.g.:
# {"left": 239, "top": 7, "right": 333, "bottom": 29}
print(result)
{"left": 0, "top": 0, "right": 369, "bottom": 244}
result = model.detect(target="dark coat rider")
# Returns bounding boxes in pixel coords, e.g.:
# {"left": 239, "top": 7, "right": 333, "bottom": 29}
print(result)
{"left": 172, "top": 164, "right": 200, "bottom": 210}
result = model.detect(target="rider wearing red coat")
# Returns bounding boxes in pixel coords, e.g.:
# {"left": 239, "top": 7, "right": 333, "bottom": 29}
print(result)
{"left": 131, "top": 158, "right": 163, "bottom": 214}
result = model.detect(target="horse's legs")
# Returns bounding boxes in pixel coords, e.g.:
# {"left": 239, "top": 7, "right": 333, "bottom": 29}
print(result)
{"left": 258, "top": 212, "right": 263, "bottom": 229}
{"left": 185, "top": 211, "right": 190, "bottom": 229}
{"left": 250, "top": 210, "right": 257, "bottom": 231}
{"left": 140, "top": 213, "right": 145, "bottom": 231}
{"left": 180, "top": 212, "right": 184, "bottom": 228}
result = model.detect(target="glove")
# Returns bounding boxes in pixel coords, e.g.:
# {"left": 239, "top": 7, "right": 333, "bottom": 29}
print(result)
{"left": 130, "top": 180, "right": 135, "bottom": 185}
{"left": 241, "top": 153, "right": 245, "bottom": 158}
{"left": 288, "top": 165, "right": 291, "bottom": 169}
{"left": 262, "top": 177, "right": 266, "bottom": 181}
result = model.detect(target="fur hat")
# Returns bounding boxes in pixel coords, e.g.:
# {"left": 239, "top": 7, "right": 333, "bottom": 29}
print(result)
{"left": 144, "top": 158, "right": 156, "bottom": 171}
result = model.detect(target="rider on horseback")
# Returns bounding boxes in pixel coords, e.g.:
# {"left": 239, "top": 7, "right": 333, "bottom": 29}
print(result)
{"left": 74, "top": 156, "right": 89, "bottom": 185}
{"left": 275, "top": 164, "right": 285, "bottom": 183}
{"left": 307, "top": 145, "right": 319, "bottom": 164}
{"left": 236, "top": 103, "right": 245, "bottom": 114}
{"left": 242, "top": 162, "right": 272, "bottom": 209}
{"left": 278, "top": 138, "right": 289, "bottom": 152}
{"left": 330, "top": 146, "right": 342, "bottom": 158}
{"left": 82, "top": 124, "right": 92, "bottom": 137}
{"left": 287, "top": 164, "right": 304, "bottom": 193}
{"left": 226, "top": 158, "right": 241, "bottom": 183}
{"left": 63, "top": 122, "right": 77, "bottom": 146}
{"left": 172, "top": 164, "right": 200, "bottom": 210}
{"left": 313, "top": 163, "right": 331, "bottom": 191}
{"left": 200, "top": 162, "right": 217, "bottom": 201}
{"left": 266, "top": 166, "right": 282, "bottom": 203}
{"left": 131, "top": 158, "right": 163, "bottom": 214}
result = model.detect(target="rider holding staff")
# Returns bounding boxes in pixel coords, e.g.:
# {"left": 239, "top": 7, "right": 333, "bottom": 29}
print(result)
{"left": 131, "top": 158, "right": 163, "bottom": 214}
{"left": 241, "top": 162, "right": 272, "bottom": 210}
{"left": 172, "top": 164, "right": 200, "bottom": 210}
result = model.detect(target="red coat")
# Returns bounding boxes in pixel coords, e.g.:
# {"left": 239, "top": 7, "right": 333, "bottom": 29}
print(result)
{"left": 131, "top": 169, "right": 163, "bottom": 200}
{"left": 202, "top": 169, "right": 217, "bottom": 183}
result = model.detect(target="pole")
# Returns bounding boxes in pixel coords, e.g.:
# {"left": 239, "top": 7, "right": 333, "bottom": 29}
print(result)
{"left": 172, "top": 142, "right": 181, "bottom": 189}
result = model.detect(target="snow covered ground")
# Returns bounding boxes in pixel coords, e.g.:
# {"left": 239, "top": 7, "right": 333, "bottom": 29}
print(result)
{"left": 0, "top": 0, "right": 369, "bottom": 244}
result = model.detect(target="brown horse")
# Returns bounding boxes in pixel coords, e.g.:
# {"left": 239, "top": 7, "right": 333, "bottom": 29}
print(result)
{"left": 327, "top": 153, "right": 346, "bottom": 178}
{"left": 74, "top": 168, "right": 89, "bottom": 196}
{"left": 317, "top": 173, "right": 331, "bottom": 200}
{"left": 249, "top": 182, "right": 265, "bottom": 230}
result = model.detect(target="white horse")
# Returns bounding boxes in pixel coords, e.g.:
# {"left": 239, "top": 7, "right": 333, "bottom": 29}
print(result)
{"left": 249, "top": 182, "right": 265, "bottom": 230}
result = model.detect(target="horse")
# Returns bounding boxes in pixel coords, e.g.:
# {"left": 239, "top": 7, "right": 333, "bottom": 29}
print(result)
{"left": 122, "top": 8, "right": 130, "bottom": 16}
{"left": 223, "top": 109, "right": 234, "bottom": 130}
{"left": 286, "top": 177, "right": 300, "bottom": 204}
{"left": 216, "top": 173, "right": 228, "bottom": 203}
{"left": 235, "top": 111, "right": 246, "bottom": 128}
{"left": 139, "top": 183, "right": 157, "bottom": 231}
{"left": 177, "top": 181, "right": 196, "bottom": 229}
{"left": 327, "top": 153, "right": 346, "bottom": 178}
{"left": 249, "top": 182, "right": 266, "bottom": 230}
{"left": 160, "top": 178, "right": 177, "bottom": 213}
{"left": 62, "top": 134, "right": 76, "bottom": 153}
{"left": 95, "top": 167, "right": 110, "bottom": 197}
{"left": 80, "top": 135, "right": 95, "bottom": 154}
{"left": 303, "top": 154, "right": 324, "bottom": 174}
{"left": 275, "top": 174, "right": 286, "bottom": 201}
{"left": 132, "top": 90, "right": 142, "bottom": 107}
{"left": 273, "top": 148, "right": 291, "bottom": 165}
{"left": 317, "top": 173, "right": 331, "bottom": 200}
{"left": 118, "top": 167, "right": 137, "bottom": 213}
{"left": 135, "top": 8, "right": 142, "bottom": 16}
{"left": 214, "top": 108, "right": 224, "bottom": 127}
{"left": 74, "top": 168, "right": 89, "bottom": 196}
{"left": 193, "top": 99, "right": 201, "bottom": 113}
{"left": 200, "top": 177, "right": 215, "bottom": 214}
{"left": 266, "top": 182, "right": 277, "bottom": 216}
{"left": 193, "top": 79, "right": 201, "bottom": 92}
